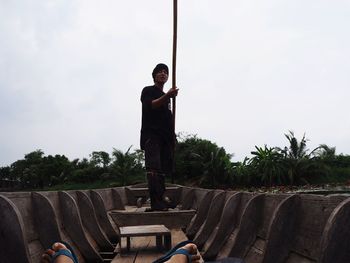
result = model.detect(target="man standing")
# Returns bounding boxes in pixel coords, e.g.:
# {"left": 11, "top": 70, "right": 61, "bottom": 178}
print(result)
{"left": 140, "top": 63, "right": 178, "bottom": 211}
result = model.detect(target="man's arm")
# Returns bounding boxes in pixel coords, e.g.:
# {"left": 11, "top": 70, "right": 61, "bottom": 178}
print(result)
{"left": 152, "top": 87, "right": 179, "bottom": 109}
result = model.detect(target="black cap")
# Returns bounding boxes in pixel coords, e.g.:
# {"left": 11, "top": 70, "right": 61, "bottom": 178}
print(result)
{"left": 152, "top": 63, "right": 169, "bottom": 79}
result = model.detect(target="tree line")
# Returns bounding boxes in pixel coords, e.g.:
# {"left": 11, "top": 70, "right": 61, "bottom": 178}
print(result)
{"left": 175, "top": 131, "right": 350, "bottom": 188}
{"left": 0, "top": 147, "right": 144, "bottom": 190}
{"left": 1, "top": 131, "right": 350, "bottom": 190}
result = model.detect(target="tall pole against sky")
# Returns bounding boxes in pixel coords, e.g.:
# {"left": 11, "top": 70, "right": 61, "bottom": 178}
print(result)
{"left": 171, "top": 0, "right": 178, "bottom": 183}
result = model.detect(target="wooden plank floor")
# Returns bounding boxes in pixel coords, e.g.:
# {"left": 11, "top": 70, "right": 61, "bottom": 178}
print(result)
{"left": 112, "top": 228, "right": 192, "bottom": 263}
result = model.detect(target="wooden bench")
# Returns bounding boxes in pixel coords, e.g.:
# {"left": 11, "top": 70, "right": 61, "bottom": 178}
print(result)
{"left": 120, "top": 225, "right": 172, "bottom": 252}
{"left": 110, "top": 208, "right": 196, "bottom": 229}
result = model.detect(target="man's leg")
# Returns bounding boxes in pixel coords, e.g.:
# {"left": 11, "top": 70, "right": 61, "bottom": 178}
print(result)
{"left": 144, "top": 138, "right": 167, "bottom": 211}
{"left": 161, "top": 140, "right": 174, "bottom": 179}
{"left": 160, "top": 140, "right": 176, "bottom": 208}
{"left": 146, "top": 171, "right": 167, "bottom": 210}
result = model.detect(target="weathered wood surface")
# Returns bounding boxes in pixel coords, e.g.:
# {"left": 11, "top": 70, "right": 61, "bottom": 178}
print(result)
{"left": 193, "top": 191, "right": 226, "bottom": 249}
{"left": 110, "top": 207, "right": 196, "bottom": 228}
{"left": 120, "top": 224, "right": 171, "bottom": 252}
{"left": 319, "top": 197, "right": 350, "bottom": 263}
{"left": 112, "top": 228, "right": 203, "bottom": 263}
{"left": 0, "top": 195, "right": 31, "bottom": 263}
{"left": 2, "top": 186, "right": 350, "bottom": 263}
{"left": 186, "top": 190, "right": 215, "bottom": 239}
{"left": 120, "top": 225, "right": 170, "bottom": 236}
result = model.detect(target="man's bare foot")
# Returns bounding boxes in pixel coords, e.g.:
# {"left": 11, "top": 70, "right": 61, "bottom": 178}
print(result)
{"left": 40, "top": 242, "right": 74, "bottom": 263}
{"left": 165, "top": 243, "right": 201, "bottom": 263}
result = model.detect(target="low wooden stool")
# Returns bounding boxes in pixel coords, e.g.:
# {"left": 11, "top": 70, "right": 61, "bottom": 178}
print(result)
{"left": 120, "top": 224, "right": 172, "bottom": 252}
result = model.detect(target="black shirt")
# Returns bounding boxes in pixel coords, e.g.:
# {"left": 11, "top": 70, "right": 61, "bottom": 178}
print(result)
{"left": 140, "top": 85, "right": 174, "bottom": 149}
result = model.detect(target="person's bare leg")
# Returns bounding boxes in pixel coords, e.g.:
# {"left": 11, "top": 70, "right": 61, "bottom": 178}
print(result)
{"left": 40, "top": 242, "right": 74, "bottom": 263}
{"left": 165, "top": 243, "right": 201, "bottom": 263}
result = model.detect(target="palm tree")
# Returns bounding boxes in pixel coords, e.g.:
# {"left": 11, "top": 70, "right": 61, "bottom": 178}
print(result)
{"left": 202, "top": 147, "right": 234, "bottom": 188}
{"left": 315, "top": 144, "right": 336, "bottom": 164}
{"left": 250, "top": 145, "right": 286, "bottom": 186}
{"left": 232, "top": 157, "right": 252, "bottom": 186}
{"left": 277, "top": 131, "right": 328, "bottom": 185}
{"left": 111, "top": 146, "right": 144, "bottom": 186}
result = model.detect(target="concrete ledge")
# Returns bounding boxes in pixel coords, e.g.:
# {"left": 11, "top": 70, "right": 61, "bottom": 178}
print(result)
{"left": 241, "top": 194, "right": 292, "bottom": 263}
{"left": 59, "top": 191, "right": 103, "bottom": 262}
{"left": 76, "top": 191, "right": 114, "bottom": 251}
{"left": 90, "top": 190, "right": 120, "bottom": 243}
{"left": 0, "top": 195, "right": 30, "bottom": 263}
{"left": 262, "top": 194, "right": 301, "bottom": 263}
{"left": 278, "top": 194, "right": 348, "bottom": 262}
{"left": 180, "top": 188, "right": 195, "bottom": 210}
{"left": 111, "top": 188, "right": 126, "bottom": 210}
{"left": 186, "top": 190, "right": 215, "bottom": 239}
{"left": 202, "top": 192, "right": 242, "bottom": 260}
{"left": 228, "top": 193, "right": 265, "bottom": 258}
{"left": 262, "top": 194, "right": 348, "bottom": 263}
{"left": 193, "top": 191, "right": 226, "bottom": 249}
{"left": 319, "top": 197, "right": 350, "bottom": 263}
{"left": 39, "top": 191, "right": 85, "bottom": 263}
{"left": 216, "top": 192, "right": 256, "bottom": 260}
{"left": 1, "top": 191, "right": 47, "bottom": 263}
{"left": 2, "top": 186, "right": 350, "bottom": 263}
{"left": 32, "top": 192, "right": 62, "bottom": 248}
{"left": 93, "top": 188, "right": 124, "bottom": 212}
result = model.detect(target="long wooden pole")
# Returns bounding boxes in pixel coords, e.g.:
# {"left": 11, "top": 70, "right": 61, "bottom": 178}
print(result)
{"left": 171, "top": 0, "right": 177, "bottom": 183}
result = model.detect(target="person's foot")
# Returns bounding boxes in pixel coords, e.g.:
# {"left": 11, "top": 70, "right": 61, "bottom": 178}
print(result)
{"left": 164, "top": 196, "right": 177, "bottom": 209}
{"left": 41, "top": 242, "right": 75, "bottom": 263}
{"left": 165, "top": 243, "right": 201, "bottom": 263}
{"left": 136, "top": 197, "right": 143, "bottom": 208}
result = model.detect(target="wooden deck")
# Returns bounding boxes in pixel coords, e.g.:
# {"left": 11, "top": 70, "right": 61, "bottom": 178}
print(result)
{"left": 109, "top": 202, "right": 203, "bottom": 263}
{"left": 110, "top": 207, "right": 196, "bottom": 229}
{"left": 120, "top": 224, "right": 171, "bottom": 252}
{"left": 112, "top": 228, "right": 192, "bottom": 263}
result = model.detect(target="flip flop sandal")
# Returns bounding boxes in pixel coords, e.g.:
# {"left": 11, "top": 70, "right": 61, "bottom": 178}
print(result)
{"left": 50, "top": 241, "right": 79, "bottom": 263}
{"left": 153, "top": 241, "right": 194, "bottom": 263}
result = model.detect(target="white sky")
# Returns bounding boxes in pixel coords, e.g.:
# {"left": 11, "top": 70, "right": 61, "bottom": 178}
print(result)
{"left": 1, "top": 0, "right": 350, "bottom": 166}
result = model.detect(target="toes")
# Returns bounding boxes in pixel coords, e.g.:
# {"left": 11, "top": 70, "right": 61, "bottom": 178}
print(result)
{"left": 41, "top": 243, "right": 71, "bottom": 263}
{"left": 45, "top": 248, "right": 55, "bottom": 257}
{"left": 191, "top": 254, "right": 201, "bottom": 262}
{"left": 40, "top": 253, "right": 52, "bottom": 263}
{"left": 183, "top": 243, "right": 198, "bottom": 254}
{"left": 52, "top": 242, "right": 68, "bottom": 251}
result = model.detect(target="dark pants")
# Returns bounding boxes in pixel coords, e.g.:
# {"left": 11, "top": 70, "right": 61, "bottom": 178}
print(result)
{"left": 144, "top": 137, "right": 173, "bottom": 210}
{"left": 147, "top": 172, "right": 166, "bottom": 210}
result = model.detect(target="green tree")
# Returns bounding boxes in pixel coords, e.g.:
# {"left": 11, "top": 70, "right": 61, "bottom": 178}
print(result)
{"left": 174, "top": 134, "right": 234, "bottom": 188}
{"left": 232, "top": 158, "right": 253, "bottom": 186}
{"left": 277, "top": 131, "right": 328, "bottom": 185}
{"left": 111, "top": 146, "right": 144, "bottom": 186}
{"left": 90, "top": 151, "right": 111, "bottom": 168}
{"left": 68, "top": 158, "right": 96, "bottom": 183}
{"left": 249, "top": 145, "right": 286, "bottom": 186}
{"left": 201, "top": 146, "right": 234, "bottom": 188}
{"left": 0, "top": 166, "right": 11, "bottom": 180}
{"left": 22, "top": 150, "right": 46, "bottom": 188}
{"left": 41, "top": 154, "right": 73, "bottom": 186}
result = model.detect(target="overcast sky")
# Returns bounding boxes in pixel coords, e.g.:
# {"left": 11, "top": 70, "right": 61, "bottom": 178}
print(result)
{"left": 1, "top": 0, "right": 349, "bottom": 166}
